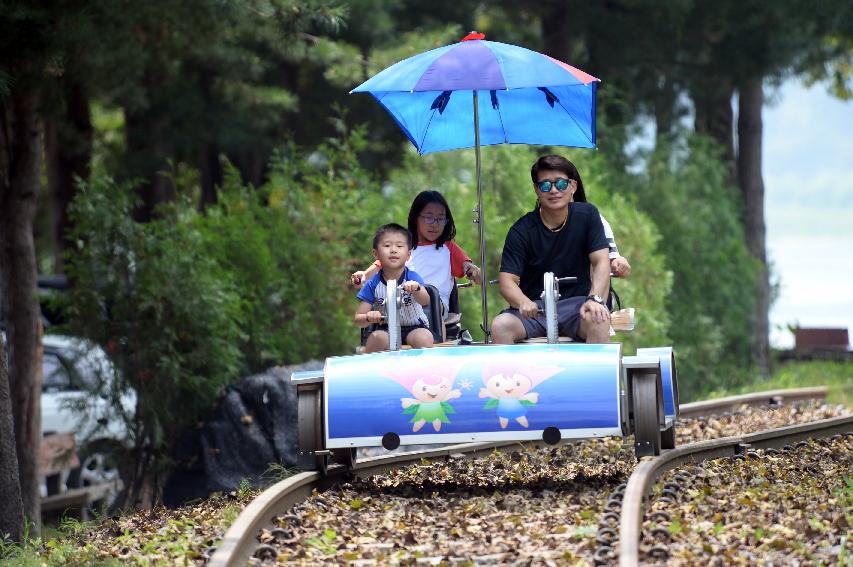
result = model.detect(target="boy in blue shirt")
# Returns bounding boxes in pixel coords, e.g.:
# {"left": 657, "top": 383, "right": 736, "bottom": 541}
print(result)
{"left": 355, "top": 223, "right": 433, "bottom": 352}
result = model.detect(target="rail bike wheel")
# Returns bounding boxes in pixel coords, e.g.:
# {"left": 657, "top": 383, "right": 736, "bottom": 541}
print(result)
{"left": 632, "top": 371, "right": 663, "bottom": 458}
{"left": 297, "top": 384, "right": 328, "bottom": 475}
{"left": 543, "top": 272, "right": 559, "bottom": 344}
{"left": 332, "top": 448, "right": 357, "bottom": 469}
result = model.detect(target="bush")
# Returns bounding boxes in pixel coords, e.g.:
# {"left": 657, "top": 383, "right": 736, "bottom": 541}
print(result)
{"left": 61, "top": 126, "right": 387, "bottom": 503}
{"left": 64, "top": 176, "right": 244, "bottom": 500}
{"left": 633, "top": 135, "right": 760, "bottom": 400}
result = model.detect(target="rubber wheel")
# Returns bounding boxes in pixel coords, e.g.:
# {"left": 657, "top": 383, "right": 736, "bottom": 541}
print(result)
{"left": 332, "top": 448, "right": 357, "bottom": 468}
{"left": 297, "top": 385, "right": 328, "bottom": 475}
{"left": 66, "top": 439, "right": 128, "bottom": 513}
{"left": 632, "top": 372, "right": 662, "bottom": 458}
{"left": 543, "top": 272, "right": 558, "bottom": 344}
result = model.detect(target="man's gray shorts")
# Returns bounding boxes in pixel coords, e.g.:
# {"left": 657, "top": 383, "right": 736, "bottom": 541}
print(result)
{"left": 500, "top": 296, "right": 587, "bottom": 341}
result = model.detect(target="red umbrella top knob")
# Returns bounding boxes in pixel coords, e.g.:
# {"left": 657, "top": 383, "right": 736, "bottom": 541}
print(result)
{"left": 461, "top": 31, "right": 485, "bottom": 41}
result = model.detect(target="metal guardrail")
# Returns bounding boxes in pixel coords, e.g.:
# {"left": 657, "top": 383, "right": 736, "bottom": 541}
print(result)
{"left": 208, "top": 387, "right": 834, "bottom": 567}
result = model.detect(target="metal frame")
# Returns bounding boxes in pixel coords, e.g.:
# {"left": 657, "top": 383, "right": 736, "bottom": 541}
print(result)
{"left": 386, "top": 278, "right": 401, "bottom": 351}
{"left": 543, "top": 272, "right": 559, "bottom": 344}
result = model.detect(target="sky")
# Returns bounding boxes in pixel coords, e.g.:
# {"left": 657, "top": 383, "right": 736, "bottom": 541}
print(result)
{"left": 763, "top": 80, "right": 853, "bottom": 348}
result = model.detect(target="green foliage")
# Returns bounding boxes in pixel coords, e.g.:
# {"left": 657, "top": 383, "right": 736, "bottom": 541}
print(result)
{"left": 194, "top": 153, "right": 360, "bottom": 370}
{"left": 704, "top": 359, "right": 853, "bottom": 407}
{"left": 632, "top": 135, "right": 760, "bottom": 399}
{"left": 306, "top": 528, "right": 338, "bottom": 554}
{"left": 60, "top": 122, "right": 386, "bottom": 493}
{"left": 63, "top": 175, "right": 244, "bottom": 466}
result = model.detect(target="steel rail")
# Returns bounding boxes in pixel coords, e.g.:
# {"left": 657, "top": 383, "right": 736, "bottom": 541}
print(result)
{"left": 207, "top": 387, "right": 831, "bottom": 567}
{"left": 677, "top": 386, "right": 828, "bottom": 418}
{"left": 208, "top": 440, "right": 523, "bottom": 567}
{"left": 618, "top": 413, "right": 853, "bottom": 567}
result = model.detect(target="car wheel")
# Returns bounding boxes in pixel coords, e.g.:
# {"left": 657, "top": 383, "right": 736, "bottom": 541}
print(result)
{"left": 67, "top": 439, "right": 128, "bottom": 513}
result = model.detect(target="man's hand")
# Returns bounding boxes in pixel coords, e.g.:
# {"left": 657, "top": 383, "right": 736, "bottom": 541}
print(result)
{"left": 366, "top": 310, "right": 384, "bottom": 324}
{"left": 463, "top": 261, "right": 483, "bottom": 284}
{"left": 402, "top": 280, "right": 422, "bottom": 294}
{"left": 518, "top": 298, "right": 539, "bottom": 318}
{"left": 610, "top": 256, "right": 631, "bottom": 278}
{"left": 580, "top": 300, "right": 610, "bottom": 324}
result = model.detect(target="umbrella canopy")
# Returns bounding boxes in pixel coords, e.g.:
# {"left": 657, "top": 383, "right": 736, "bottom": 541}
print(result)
{"left": 351, "top": 33, "right": 599, "bottom": 154}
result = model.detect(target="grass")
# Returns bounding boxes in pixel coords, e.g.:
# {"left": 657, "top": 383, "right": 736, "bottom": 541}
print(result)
{"left": 703, "top": 359, "right": 853, "bottom": 407}
{"left": 0, "top": 468, "right": 300, "bottom": 567}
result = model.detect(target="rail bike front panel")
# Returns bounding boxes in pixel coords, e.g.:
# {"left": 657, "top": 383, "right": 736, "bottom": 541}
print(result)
{"left": 323, "top": 343, "right": 623, "bottom": 448}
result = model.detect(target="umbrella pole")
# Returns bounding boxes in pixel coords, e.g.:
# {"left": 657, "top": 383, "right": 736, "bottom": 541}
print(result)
{"left": 473, "top": 90, "right": 490, "bottom": 343}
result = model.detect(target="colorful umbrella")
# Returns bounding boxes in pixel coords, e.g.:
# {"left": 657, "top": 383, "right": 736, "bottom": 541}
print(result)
{"left": 351, "top": 32, "right": 600, "bottom": 340}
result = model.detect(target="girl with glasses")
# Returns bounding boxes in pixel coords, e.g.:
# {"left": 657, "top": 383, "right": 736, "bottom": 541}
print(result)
{"left": 351, "top": 190, "right": 481, "bottom": 324}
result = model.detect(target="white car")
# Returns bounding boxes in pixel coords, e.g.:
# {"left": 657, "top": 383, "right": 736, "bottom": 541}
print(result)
{"left": 41, "top": 334, "right": 135, "bottom": 507}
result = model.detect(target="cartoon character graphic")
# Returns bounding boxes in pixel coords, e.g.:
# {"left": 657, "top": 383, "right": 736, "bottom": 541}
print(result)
{"left": 386, "top": 362, "right": 464, "bottom": 432}
{"left": 479, "top": 361, "right": 563, "bottom": 428}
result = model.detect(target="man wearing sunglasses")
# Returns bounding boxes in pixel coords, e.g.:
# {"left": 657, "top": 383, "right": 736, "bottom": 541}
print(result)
{"left": 492, "top": 155, "right": 611, "bottom": 344}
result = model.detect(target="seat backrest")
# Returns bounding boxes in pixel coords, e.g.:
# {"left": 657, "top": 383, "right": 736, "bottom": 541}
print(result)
{"left": 448, "top": 277, "right": 460, "bottom": 315}
{"left": 423, "top": 284, "right": 444, "bottom": 343}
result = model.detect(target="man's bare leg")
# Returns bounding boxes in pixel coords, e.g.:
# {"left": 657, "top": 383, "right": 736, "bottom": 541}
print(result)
{"left": 577, "top": 317, "right": 610, "bottom": 344}
{"left": 491, "top": 313, "right": 528, "bottom": 344}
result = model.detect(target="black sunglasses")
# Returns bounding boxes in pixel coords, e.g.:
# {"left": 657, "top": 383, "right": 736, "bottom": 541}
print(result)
{"left": 536, "top": 178, "right": 572, "bottom": 193}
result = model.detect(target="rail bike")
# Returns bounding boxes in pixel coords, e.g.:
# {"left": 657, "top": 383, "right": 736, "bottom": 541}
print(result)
{"left": 292, "top": 272, "right": 679, "bottom": 474}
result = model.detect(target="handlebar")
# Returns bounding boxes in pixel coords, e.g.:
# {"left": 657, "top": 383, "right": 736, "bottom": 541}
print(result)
{"left": 354, "top": 313, "right": 386, "bottom": 324}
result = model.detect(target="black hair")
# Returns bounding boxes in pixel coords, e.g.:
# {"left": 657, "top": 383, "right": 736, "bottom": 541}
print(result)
{"left": 530, "top": 154, "right": 587, "bottom": 202}
{"left": 372, "top": 222, "right": 413, "bottom": 249}
{"left": 407, "top": 190, "right": 456, "bottom": 249}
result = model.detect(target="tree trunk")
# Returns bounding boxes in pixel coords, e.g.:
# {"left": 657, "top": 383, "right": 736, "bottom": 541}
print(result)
{"left": 540, "top": 3, "right": 572, "bottom": 62}
{"left": 45, "top": 80, "right": 92, "bottom": 274}
{"left": 0, "top": 333, "right": 24, "bottom": 543}
{"left": 124, "top": 68, "right": 173, "bottom": 222}
{"left": 0, "top": 90, "right": 44, "bottom": 536}
{"left": 199, "top": 143, "right": 222, "bottom": 210}
{"left": 737, "top": 78, "right": 770, "bottom": 377}
{"left": 693, "top": 79, "right": 736, "bottom": 168}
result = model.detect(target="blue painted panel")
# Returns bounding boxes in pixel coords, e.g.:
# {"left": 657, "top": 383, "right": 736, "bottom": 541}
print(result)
{"left": 637, "top": 347, "right": 677, "bottom": 417}
{"left": 325, "top": 344, "right": 622, "bottom": 443}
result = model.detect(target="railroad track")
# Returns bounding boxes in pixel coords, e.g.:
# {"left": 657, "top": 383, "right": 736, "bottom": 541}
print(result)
{"left": 208, "top": 386, "right": 840, "bottom": 567}
{"left": 617, "top": 413, "right": 853, "bottom": 566}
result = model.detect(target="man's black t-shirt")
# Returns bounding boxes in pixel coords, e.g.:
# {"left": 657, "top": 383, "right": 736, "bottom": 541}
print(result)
{"left": 499, "top": 202, "right": 608, "bottom": 300}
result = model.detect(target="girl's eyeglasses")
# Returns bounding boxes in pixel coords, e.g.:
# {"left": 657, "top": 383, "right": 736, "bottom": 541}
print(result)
{"left": 420, "top": 215, "right": 448, "bottom": 225}
{"left": 537, "top": 178, "right": 571, "bottom": 193}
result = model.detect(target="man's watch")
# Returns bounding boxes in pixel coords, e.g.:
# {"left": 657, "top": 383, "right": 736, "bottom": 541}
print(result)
{"left": 586, "top": 294, "right": 606, "bottom": 306}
